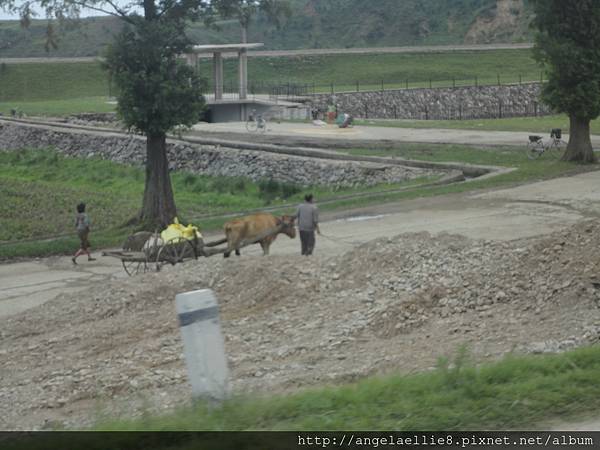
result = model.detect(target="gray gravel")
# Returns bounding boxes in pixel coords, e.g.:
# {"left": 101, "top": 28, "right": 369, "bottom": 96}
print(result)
{"left": 2, "top": 219, "right": 600, "bottom": 430}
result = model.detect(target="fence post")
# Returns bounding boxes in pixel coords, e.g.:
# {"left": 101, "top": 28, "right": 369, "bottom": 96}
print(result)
{"left": 429, "top": 78, "right": 432, "bottom": 89}
{"left": 540, "top": 71, "right": 543, "bottom": 83}
{"left": 459, "top": 104, "right": 462, "bottom": 120}
{"left": 519, "top": 74, "right": 522, "bottom": 85}
{"left": 405, "top": 79, "right": 408, "bottom": 89}
{"left": 497, "top": 73, "right": 500, "bottom": 86}
{"left": 534, "top": 101, "right": 538, "bottom": 117}
{"left": 364, "top": 104, "right": 368, "bottom": 119}
{"left": 176, "top": 289, "right": 229, "bottom": 402}
{"left": 453, "top": 77, "right": 456, "bottom": 88}
{"left": 356, "top": 80, "right": 359, "bottom": 92}
{"left": 475, "top": 76, "right": 478, "bottom": 87}
{"left": 381, "top": 80, "right": 384, "bottom": 92}
{"left": 393, "top": 105, "right": 397, "bottom": 119}
{"left": 331, "top": 82, "right": 334, "bottom": 94}
{"left": 425, "top": 106, "right": 429, "bottom": 120}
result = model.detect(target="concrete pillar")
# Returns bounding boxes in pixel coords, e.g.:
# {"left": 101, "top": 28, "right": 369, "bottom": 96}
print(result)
{"left": 238, "top": 49, "right": 248, "bottom": 100}
{"left": 213, "top": 52, "right": 223, "bottom": 101}
{"left": 176, "top": 289, "right": 230, "bottom": 401}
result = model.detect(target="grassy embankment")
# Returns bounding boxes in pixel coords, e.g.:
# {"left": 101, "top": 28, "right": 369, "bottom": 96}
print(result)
{"left": 0, "top": 144, "right": 581, "bottom": 259}
{"left": 1, "top": 49, "right": 544, "bottom": 115}
{"left": 91, "top": 345, "right": 600, "bottom": 431}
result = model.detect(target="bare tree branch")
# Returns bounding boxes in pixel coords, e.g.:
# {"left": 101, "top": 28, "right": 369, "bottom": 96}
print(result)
{"left": 67, "top": 0, "right": 135, "bottom": 22}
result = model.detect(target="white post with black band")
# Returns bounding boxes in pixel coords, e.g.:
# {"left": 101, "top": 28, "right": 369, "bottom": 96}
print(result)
{"left": 176, "top": 289, "right": 230, "bottom": 401}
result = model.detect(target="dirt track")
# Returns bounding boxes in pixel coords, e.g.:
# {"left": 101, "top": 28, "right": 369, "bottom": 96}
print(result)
{"left": 2, "top": 169, "right": 600, "bottom": 430}
{"left": 0, "top": 43, "right": 533, "bottom": 64}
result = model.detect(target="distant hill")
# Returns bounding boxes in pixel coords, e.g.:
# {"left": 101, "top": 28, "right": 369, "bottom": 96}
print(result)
{"left": 0, "top": 0, "right": 534, "bottom": 58}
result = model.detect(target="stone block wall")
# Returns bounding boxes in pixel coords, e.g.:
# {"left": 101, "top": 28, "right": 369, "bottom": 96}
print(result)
{"left": 0, "top": 121, "right": 445, "bottom": 188}
{"left": 309, "top": 82, "right": 551, "bottom": 120}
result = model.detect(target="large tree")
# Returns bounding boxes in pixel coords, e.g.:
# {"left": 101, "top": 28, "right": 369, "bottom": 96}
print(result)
{"left": 104, "top": 12, "right": 206, "bottom": 226}
{"left": 0, "top": 0, "right": 276, "bottom": 227}
{"left": 1, "top": 0, "right": 215, "bottom": 226}
{"left": 532, "top": 0, "right": 600, "bottom": 163}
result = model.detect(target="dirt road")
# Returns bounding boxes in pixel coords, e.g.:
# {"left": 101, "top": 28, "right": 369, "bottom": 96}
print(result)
{"left": 191, "top": 121, "right": 600, "bottom": 148}
{"left": 2, "top": 170, "right": 599, "bottom": 319}
{"left": 3, "top": 169, "right": 600, "bottom": 430}
{"left": 0, "top": 43, "right": 533, "bottom": 64}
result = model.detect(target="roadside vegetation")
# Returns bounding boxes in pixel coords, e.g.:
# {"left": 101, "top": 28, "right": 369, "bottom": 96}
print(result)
{"left": 92, "top": 345, "right": 600, "bottom": 431}
{"left": 0, "top": 144, "right": 581, "bottom": 259}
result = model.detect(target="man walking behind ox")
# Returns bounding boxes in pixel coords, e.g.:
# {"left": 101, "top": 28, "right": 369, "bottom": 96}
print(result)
{"left": 296, "top": 194, "right": 320, "bottom": 255}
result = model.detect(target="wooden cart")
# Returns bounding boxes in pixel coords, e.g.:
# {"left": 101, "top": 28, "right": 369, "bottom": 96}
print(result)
{"left": 103, "top": 233, "right": 228, "bottom": 276}
{"left": 103, "top": 224, "right": 284, "bottom": 276}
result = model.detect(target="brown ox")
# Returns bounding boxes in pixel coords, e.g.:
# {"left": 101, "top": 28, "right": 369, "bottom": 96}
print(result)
{"left": 223, "top": 213, "right": 296, "bottom": 257}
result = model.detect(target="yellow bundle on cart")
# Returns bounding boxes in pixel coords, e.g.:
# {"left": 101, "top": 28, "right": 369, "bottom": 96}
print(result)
{"left": 160, "top": 217, "right": 202, "bottom": 242}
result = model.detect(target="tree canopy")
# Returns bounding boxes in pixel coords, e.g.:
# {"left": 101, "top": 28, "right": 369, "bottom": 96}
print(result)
{"left": 0, "top": 0, "right": 279, "bottom": 226}
{"left": 532, "top": 0, "right": 600, "bottom": 162}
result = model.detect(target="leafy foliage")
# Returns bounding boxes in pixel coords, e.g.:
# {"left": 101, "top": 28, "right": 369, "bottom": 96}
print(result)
{"left": 0, "top": 0, "right": 534, "bottom": 57}
{"left": 104, "top": 19, "right": 206, "bottom": 136}
{"left": 258, "top": 178, "right": 301, "bottom": 203}
{"left": 532, "top": 0, "right": 600, "bottom": 120}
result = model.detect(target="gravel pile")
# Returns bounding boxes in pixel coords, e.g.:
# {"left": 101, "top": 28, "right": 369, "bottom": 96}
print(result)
{"left": 2, "top": 220, "right": 600, "bottom": 430}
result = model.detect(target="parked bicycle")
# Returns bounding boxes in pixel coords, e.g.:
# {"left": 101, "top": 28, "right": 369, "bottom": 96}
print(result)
{"left": 526, "top": 128, "right": 567, "bottom": 159}
{"left": 246, "top": 109, "right": 267, "bottom": 133}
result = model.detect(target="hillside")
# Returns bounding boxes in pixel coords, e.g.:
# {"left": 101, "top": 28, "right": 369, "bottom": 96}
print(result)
{"left": 0, "top": 0, "right": 534, "bottom": 58}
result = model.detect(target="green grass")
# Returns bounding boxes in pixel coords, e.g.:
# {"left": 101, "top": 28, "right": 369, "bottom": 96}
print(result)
{"left": 0, "top": 62, "right": 110, "bottom": 102}
{"left": 358, "top": 115, "right": 600, "bottom": 135}
{"left": 0, "top": 49, "right": 541, "bottom": 112}
{"left": 205, "top": 49, "right": 543, "bottom": 93}
{"left": 0, "top": 97, "right": 116, "bottom": 117}
{"left": 91, "top": 345, "right": 600, "bottom": 431}
{"left": 311, "top": 143, "right": 587, "bottom": 214}
{"left": 0, "top": 143, "right": 584, "bottom": 259}
{"left": 0, "top": 148, "right": 437, "bottom": 258}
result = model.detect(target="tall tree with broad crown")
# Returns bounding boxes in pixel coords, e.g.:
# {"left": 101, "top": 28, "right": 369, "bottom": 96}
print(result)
{"left": 0, "top": 0, "right": 218, "bottom": 227}
{"left": 532, "top": 0, "right": 600, "bottom": 163}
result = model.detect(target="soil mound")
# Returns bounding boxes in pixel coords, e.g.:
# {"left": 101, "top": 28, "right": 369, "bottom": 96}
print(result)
{"left": 2, "top": 220, "right": 600, "bottom": 429}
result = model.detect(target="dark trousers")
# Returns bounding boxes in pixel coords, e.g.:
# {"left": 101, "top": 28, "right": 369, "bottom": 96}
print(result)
{"left": 299, "top": 230, "right": 316, "bottom": 255}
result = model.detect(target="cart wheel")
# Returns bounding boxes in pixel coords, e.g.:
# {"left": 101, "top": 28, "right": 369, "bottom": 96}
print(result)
{"left": 156, "top": 237, "right": 196, "bottom": 271}
{"left": 122, "top": 259, "right": 149, "bottom": 277}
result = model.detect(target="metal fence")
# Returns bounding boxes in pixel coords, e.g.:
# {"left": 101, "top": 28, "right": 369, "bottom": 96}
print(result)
{"left": 201, "top": 74, "right": 551, "bottom": 120}
{"left": 202, "top": 72, "right": 546, "bottom": 98}
{"left": 356, "top": 101, "right": 551, "bottom": 121}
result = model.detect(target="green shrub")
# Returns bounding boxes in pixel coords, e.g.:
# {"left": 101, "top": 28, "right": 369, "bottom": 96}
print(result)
{"left": 281, "top": 182, "right": 301, "bottom": 199}
{"left": 258, "top": 179, "right": 302, "bottom": 203}
{"left": 210, "top": 177, "right": 233, "bottom": 194}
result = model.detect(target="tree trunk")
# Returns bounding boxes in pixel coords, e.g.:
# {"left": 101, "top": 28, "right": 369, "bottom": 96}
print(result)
{"left": 562, "top": 115, "right": 596, "bottom": 163}
{"left": 139, "top": 133, "right": 177, "bottom": 227}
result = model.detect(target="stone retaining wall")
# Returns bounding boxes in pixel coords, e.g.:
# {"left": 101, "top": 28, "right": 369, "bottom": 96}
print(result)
{"left": 0, "top": 121, "right": 445, "bottom": 187}
{"left": 309, "top": 82, "right": 552, "bottom": 120}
